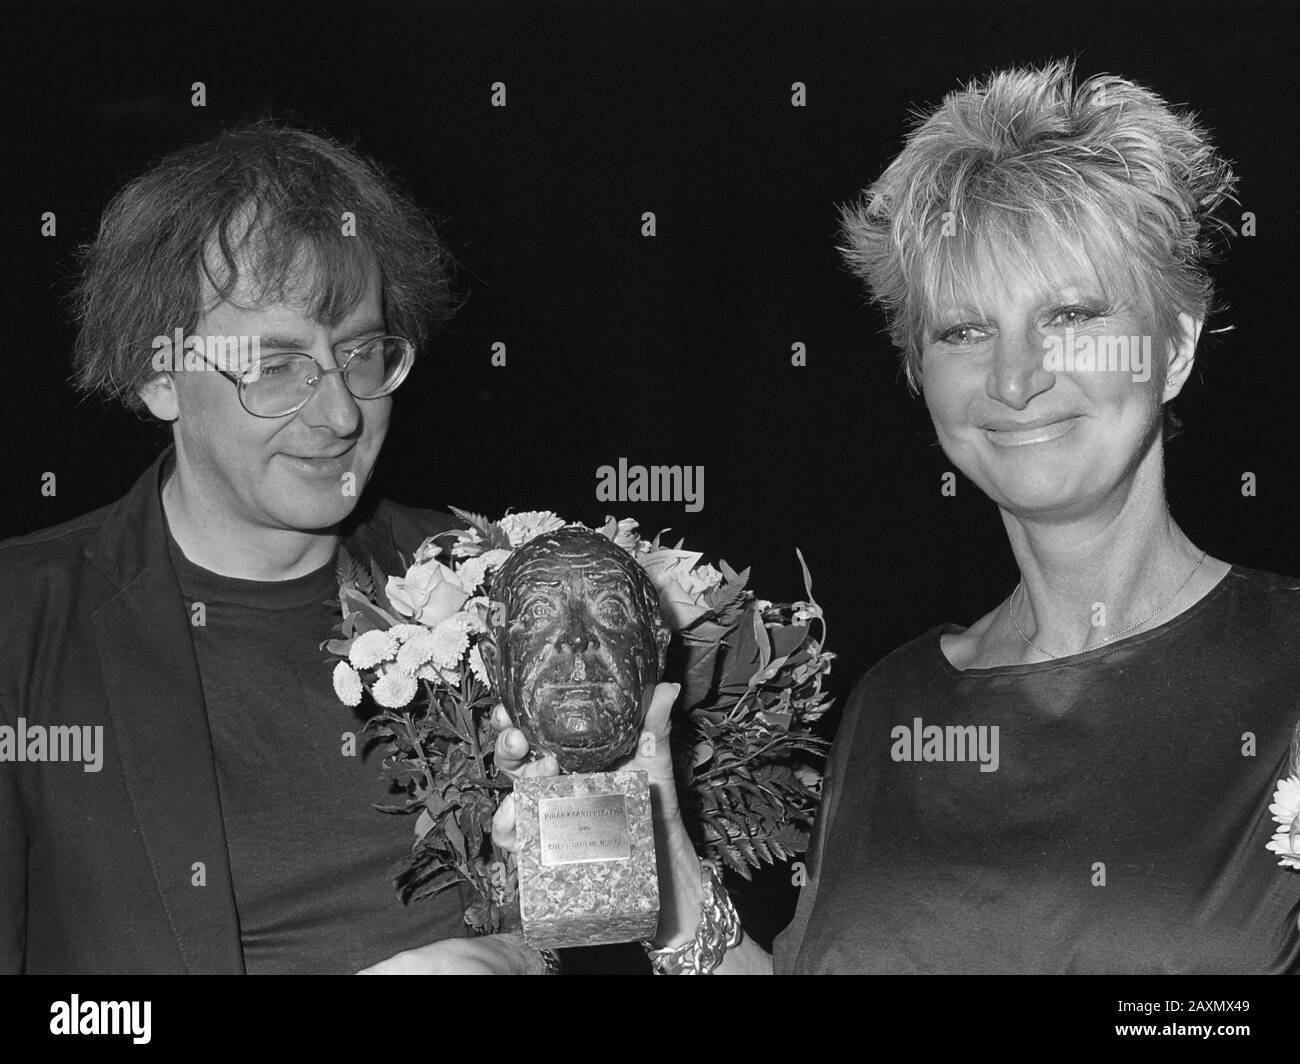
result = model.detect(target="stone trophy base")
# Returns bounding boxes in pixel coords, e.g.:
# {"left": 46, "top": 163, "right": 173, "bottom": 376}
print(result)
{"left": 514, "top": 770, "right": 660, "bottom": 949}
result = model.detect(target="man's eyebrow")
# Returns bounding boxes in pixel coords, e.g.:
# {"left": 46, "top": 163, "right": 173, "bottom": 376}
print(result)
{"left": 335, "top": 321, "right": 388, "bottom": 345}
{"left": 252, "top": 322, "right": 387, "bottom": 351}
{"left": 254, "top": 334, "right": 314, "bottom": 351}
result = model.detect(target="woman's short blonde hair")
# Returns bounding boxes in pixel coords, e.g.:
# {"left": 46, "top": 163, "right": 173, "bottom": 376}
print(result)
{"left": 839, "top": 60, "right": 1238, "bottom": 409}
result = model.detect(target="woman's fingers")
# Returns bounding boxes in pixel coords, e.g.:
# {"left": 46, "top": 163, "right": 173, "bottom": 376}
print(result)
{"left": 643, "top": 682, "right": 680, "bottom": 738}
{"left": 491, "top": 793, "right": 517, "bottom": 851}
{"left": 514, "top": 753, "right": 559, "bottom": 778}
{"left": 495, "top": 726, "right": 531, "bottom": 773}
{"left": 491, "top": 754, "right": 560, "bottom": 852}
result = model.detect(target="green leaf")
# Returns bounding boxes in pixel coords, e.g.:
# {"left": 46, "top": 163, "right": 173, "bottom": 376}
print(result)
{"left": 340, "top": 586, "right": 404, "bottom": 630}
{"left": 794, "top": 547, "right": 816, "bottom": 602}
{"left": 449, "top": 507, "right": 513, "bottom": 551}
{"left": 335, "top": 544, "right": 373, "bottom": 595}
{"left": 370, "top": 557, "right": 395, "bottom": 612}
{"left": 324, "top": 636, "right": 354, "bottom": 657}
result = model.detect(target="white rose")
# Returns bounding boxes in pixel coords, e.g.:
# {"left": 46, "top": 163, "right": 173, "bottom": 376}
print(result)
{"left": 386, "top": 559, "right": 470, "bottom": 627}
{"left": 638, "top": 548, "right": 712, "bottom": 629}
{"left": 613, "top": 517, "right": 642, "bottom": 552}
{"left": 679, "top": 561, "right": 724, "bottom": 596}
{"left": 456, "top": 548, "right": 514, "bottom": 593}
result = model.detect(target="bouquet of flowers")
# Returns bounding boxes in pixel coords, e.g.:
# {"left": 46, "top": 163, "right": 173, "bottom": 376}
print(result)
{"left": 324, "top": 509, "right": 832, "bottom": 934}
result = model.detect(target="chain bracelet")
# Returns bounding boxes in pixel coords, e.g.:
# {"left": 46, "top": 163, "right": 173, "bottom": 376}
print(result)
{"left": 642, "top": 861, "right": 742, "bottom": 975}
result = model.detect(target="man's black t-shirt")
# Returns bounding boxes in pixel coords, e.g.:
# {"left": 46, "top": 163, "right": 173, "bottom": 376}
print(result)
{"left": 167, "top": 531, "right": 467, "bottom": 974}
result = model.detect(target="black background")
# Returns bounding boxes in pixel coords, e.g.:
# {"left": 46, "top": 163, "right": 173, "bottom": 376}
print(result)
{"left": 2, "top": 0, "right": 1297, "bottom": 950}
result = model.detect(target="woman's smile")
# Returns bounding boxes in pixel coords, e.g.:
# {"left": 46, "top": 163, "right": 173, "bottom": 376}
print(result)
{"left": 981, "top": 415, "right": 1083, "bottom": 447}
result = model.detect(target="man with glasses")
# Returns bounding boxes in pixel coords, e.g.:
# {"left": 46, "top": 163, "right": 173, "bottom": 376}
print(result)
{"left": 0, "top": 123, "right": 546, "bottom": 974}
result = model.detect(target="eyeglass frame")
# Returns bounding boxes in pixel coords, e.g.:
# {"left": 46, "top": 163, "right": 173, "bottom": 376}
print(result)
{"left": 189, "top": 333, "right": 416, "bottom": 418}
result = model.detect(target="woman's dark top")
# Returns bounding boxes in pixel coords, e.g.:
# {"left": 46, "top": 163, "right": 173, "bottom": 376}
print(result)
{"left": 773, "top": 565, "right": 1300, "bottom": 973}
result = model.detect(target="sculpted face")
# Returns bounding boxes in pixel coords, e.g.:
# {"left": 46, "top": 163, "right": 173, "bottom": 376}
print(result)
{"left": 480, "top": 527, "right": 670, "bottom": 773}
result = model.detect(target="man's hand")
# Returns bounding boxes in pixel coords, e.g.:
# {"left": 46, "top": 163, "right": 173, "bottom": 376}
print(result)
{"left": 358, "top": 931, "right": 547, "bottom": 975}
{"left": 490, "top": 681, "right": 681, "bottom": 853}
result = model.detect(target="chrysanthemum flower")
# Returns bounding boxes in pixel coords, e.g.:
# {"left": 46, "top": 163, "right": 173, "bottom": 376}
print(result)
{"left": 469, "top": 645, "right": 489, "bottom": 684}
{"left": 428, "top": 615, "right": 471, "bottom": 668}
{"left": 396, "top": 628, "right": 438, "bottom": 674}
{"left": 499, "top": 510, "right": 565, "bottom": 547}
{"left": 1266, "top": 774, "right": 1300, "bottom": 870}
{"left": 332, "top": 661, "right": 363, "bottom": 707}
{"left": 349, "top": 628, "right": 398, "bottom": 670}
{"left": 372, "top": 668, "right": 417, "bottom": 708}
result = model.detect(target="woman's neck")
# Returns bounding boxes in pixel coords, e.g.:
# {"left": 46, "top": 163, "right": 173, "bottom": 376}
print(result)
{"left": 949, "top": 457, "right": 1229, "bottom": 668}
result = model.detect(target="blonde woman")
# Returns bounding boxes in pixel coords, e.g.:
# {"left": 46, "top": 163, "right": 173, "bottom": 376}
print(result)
{"left": 492, "top": 61, "right": 1299, "bottom": 975}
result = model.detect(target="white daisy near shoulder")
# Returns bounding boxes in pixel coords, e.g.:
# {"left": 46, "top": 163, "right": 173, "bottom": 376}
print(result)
{"left": 499, "top": 510, "right": 566, "bottom": 547}
{"left": 396, "top": 628, "right": 438, "bottom": 674}
{"left": 428, "top": 614, "right": 472, "bottom": 669}
{"left": 469, "top": 645, "right": 489, "bottom": 685}
{"left": 332, "top": 661, "right": 364, "bottom": 707}
{"left": 372, "top": 667, "right": 418, "bottom": 709}
{"left": 349, "top": 628, "right": 398, "bottom": 670}
{"left": 1266, "top": 774, "right": 1300, "bottom": 871}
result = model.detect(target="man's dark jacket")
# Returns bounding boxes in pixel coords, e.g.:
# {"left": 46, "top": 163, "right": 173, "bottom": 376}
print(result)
{"left": 0, "top": 447, "right": 459, "bottom": 973}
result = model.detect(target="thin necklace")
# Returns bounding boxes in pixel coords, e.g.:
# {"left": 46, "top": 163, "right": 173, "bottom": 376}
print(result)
{"left": 1008, "top": 550, "right": 1209, "bottom": 660}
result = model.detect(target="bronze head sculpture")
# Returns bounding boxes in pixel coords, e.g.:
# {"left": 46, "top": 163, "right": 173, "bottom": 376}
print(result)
{"left": 479, "top": 526, "right": 671, "bottom": 773}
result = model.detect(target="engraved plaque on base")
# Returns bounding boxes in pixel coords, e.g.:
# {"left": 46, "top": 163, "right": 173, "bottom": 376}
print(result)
{"left": 514, "top": 771, "right": 659, "bottom": 949}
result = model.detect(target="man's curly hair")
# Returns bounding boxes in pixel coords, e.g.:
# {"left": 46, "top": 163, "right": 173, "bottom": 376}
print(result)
{"left": 71, "top": 120, "right": 456, "bottom": 412}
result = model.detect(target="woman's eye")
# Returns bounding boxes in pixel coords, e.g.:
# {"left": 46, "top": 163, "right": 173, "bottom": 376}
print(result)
{"left": 938, "top": 324, "right": 988, "bottom": 346}
{"left": 1049, "top": 307, "right": 1098, "bottom": 328}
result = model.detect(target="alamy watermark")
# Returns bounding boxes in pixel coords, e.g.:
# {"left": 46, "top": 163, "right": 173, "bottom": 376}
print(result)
{"left": 1042, "top": 327, "right": 1151, "bottom": 383}
{"left": 151, "top": 328, "right": 263, "bottom": 374}
{"left": 595, "top": 458, "right": 704, "bottom": 513}
{"left": 0, "top": 718, "right": 104, "bottom": 772}
{"left": 890, "top": 716, "right": 1000, "bottom": 772}
{"left": 50, "top": 996, "right": 150, "bottom": 1044}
